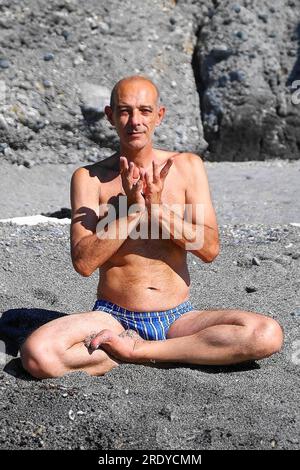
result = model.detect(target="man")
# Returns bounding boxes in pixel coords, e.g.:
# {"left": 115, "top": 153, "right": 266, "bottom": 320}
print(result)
{"left": 20, "top": 75, "right": 283, "bottom": 378}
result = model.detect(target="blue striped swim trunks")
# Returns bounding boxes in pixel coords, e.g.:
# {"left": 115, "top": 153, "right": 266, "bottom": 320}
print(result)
{"left": 92, "top": 299, "right": 195, "bottom": 341}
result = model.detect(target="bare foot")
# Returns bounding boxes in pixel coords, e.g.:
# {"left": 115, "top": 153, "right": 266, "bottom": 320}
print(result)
{"left": 85, "top": 329, "right": 145, "bottom": 362}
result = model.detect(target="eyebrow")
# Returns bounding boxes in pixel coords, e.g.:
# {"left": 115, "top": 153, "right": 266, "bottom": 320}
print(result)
{"left": 117, "top": 104, "right": 154, "bottom": 109}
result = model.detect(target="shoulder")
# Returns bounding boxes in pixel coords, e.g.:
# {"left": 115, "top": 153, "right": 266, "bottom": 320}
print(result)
{"left": 172, "top": 152, "right": 205, "bottom": 174}
{"left": 71, "top": 154, "right": 119, "bottom": 184}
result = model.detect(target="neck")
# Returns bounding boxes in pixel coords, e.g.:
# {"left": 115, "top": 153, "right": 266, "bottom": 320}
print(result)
{"left": 119, "top": 141, "right": 156, "bottom": 169}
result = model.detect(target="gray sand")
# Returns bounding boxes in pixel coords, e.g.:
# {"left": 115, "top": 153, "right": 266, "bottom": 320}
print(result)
{"left": 0, "top": 160, "right": 300, "bottom": 449}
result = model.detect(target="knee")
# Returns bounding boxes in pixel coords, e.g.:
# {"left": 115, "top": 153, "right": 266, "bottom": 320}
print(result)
{"left": 20, "top": 337, "right": 62, "bottom": 379}
{"left": 249, "top": 317, "right": 284, "bottom": 360}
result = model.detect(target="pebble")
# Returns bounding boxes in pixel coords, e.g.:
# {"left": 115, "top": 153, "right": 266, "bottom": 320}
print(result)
{"left": 23, "top": 159, "right": 35, "bottom": 168}
{"left": 245, "top": 286, "right": 258, "bottom": 293}
{"left": 43, "top": 79, "right": 52, "bottom": 88}
{"left": 62, "top": 30, "right": 70, "bottom": 40}
{"left": 290, "top": 308, "right": 300, "bottom": 318}
{"left": 236, "top": 31, "right": 248, "bottom": 41}
{"left": 229, "top": 70, "right": 246, "bottom": 82}
{"left": 43, "top": 53, "right": 55, "bottom": 62}
{"left": 232, "top": 4, "right": 241, "bottom": 13}
{"left": 252, "top": 257, "right": 261, "bottom": 266}
{"left": 68, "top": 410, "right": 75, "bottom": 421}
{"left": 258, "top": 13, "right": 268, "bottom": 23}
{"left": 0, "top": 58, "right": 10, "bottom": 69}
{"left": 0, "top": 143, "right": 8, "bottom": 153}
{"left": 211, "top": 45, "right": 233, "bottom": 61}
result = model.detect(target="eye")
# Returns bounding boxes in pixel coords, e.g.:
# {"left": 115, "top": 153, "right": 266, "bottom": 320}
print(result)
{"left": 141, "top": 109, "right": 152, "bottom": 114}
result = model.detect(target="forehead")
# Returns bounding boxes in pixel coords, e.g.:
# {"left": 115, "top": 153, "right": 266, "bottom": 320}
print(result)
{"left": 114, "top": 80, "right": 158, "bottom": 106}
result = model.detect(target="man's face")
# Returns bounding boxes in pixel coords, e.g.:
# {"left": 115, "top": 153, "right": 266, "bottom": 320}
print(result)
{"left": 105, "top": 80, "right": 165, "bottom": 150}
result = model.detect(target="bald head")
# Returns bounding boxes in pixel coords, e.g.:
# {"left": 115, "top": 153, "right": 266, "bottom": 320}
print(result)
{"left": 110, "top": 75, "right": 160, "bottom": 110}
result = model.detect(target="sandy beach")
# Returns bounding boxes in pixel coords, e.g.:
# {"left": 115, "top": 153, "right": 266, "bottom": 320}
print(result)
{"left": 0, "top": 159, "right": 299, "bottom": 450}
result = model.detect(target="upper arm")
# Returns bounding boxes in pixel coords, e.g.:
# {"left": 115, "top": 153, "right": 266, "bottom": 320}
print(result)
{"left": 70, "top": 167, "right": 100, "bottom": 258}
{"left": 184, "top": 153, "right": 219, "bottom": 243}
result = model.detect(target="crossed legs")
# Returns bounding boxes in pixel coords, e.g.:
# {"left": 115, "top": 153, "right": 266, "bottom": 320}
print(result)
{"left": 20, "top": 308, "right": 284, "bottom": 378}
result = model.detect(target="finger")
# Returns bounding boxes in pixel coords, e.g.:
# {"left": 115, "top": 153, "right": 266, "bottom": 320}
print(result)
{"left": 128, "top": 161, "right": 134, "bottom": 178}
{"left": 144, "top": 171, "right": 151, "bottom": 186}
{"left": 120, "top": 156, "right": 128, "bottom": 172}
{"left": 160, "top": 158, "right": 174, "bottom": 180}
{"left": 152, "top": 161, "right": 160, "bottom": 183}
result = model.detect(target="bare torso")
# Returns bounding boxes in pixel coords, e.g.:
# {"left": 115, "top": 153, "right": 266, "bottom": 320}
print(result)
{"left": 90, "top": 149, "right": 190, "bottom": 311}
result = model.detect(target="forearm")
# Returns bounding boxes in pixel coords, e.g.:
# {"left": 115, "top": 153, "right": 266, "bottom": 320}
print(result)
{"left": 72, "top": 209, "right": 145, "bottom": 276}
{"left": 150, "top": 203, "right": 219, "bottom": 262}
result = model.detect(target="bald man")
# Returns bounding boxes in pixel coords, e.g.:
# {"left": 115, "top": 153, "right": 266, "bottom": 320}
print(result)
{"left": 20, "top": 76, "right": 283, "bottom": 378}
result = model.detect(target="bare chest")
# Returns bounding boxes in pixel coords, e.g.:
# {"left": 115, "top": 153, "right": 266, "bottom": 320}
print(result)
{"left": 99, "top": 173, "right": 186, "bottom": 213}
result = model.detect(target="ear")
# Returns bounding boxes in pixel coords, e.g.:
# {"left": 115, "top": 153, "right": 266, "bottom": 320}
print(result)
{"left": 155, "top": 105, "right": 166, "bottom": 127}
{"left": 105, "top": 105, "right": 115, "bottom": 126}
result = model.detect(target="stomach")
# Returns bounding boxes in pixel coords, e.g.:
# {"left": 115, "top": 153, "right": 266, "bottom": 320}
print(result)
{"left": 97, "top": 240, "right": 191, "bottom": 311}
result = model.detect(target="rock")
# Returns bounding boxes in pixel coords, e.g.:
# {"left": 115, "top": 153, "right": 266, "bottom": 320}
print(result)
{"left": 252, "top": 257, "right": 261, "bottom": 266}
{"left": 193, "top": 0, "right": 300, "bottom": 161}
{"left": 0, "top": 58, "right": 10, "bottom": 69}
{"left": 290, "top": 308, "right": 300, "bottom": 318}
{"left": 229, "top": 70, "right": 246, "bottom": 82}
{"left": 232, "top": 4, "right": 241, "bottom": 13}
{"left": 236, "top": 31, "right": 248, "bottom": 41}
{"left": 245, "top": 286, "right": 258, "bottom": 293}
{"left": 43, "top": 53, "right": 55, "bottom": 61}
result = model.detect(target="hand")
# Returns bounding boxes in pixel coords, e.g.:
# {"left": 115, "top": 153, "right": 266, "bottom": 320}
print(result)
{"left": 143, "top": 158, "right": 174, "bottom": 209}
{"left": 120, "top": 156, "right": 145, "bottom": 212}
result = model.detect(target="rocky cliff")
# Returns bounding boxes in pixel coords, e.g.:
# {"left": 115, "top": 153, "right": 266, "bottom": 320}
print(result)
{"left": 0, "top": 0, "right": 299, "bottom": 164}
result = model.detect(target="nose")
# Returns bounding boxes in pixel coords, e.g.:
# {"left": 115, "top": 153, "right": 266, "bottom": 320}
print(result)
{"left": 129, "top": 109, "right": 142, "bottom": 128}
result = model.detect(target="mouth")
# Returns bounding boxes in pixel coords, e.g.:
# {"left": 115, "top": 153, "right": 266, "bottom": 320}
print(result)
{"left": 127, "top": 132, "right": 144, "bottom": 138}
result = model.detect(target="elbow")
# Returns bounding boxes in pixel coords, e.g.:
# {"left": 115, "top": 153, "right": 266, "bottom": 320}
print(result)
{"left": 203, "top": 243, "right": 220, "bottom": 263}
{"left": 73, "top": 260, "right": 93, "bottom": 277}
{"left": 71, "top": 253, "right": 94, "bottom": 277}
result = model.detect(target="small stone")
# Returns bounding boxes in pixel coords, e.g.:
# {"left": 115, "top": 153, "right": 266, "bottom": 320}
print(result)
{"left": 236, "top": 31, "right": 248, "bottom": 41}
{"left": 258, "top": 13, "right": 268, "bottom": 23}
{"left": 43, "top": 79, "right": 52, "bottom": 88}
{"left": 232, "top": 4, "right": 241, "bottom": 13}
{"left": 171, "top": 81, "right": 177, "bottom": 88}
{"left": 230, "top": 70, "right": 246, "bottom": 82}
{"left": 0, "top": 58, "right": 10, "bottom": 69}
{"left": 68, "top": 410, "right": 75, "bottom": 421}
{"left": 290, "top": 308, "right": 300, "bottom": 318}
{"left": 271, "top": 439, "right": 277, "bottom": 448}
{"left": 62, "top": 30, "right": 70, "bottom": 40}
{"left": 0, "top": 143, "right": 8, "bottom": 153}
{"left": 62, "top": 393, "right": 68, "bottom": 398}
{"left": 23, "top": 159, "right": 35, "bottom": 168}
{"left": 245, "top": 286, "right": 258, "bottom": 293}
{"left": 252, "top": 257, "right": 261, "bottom": 266}
{"left": 211, "top": 45, "right": 233, "bottom": 61}
{"left": 43, "top": 52, "right": 55, "bottom": 61}
{"left": 124, "top": 389, "right": 129, "bottom": 395}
